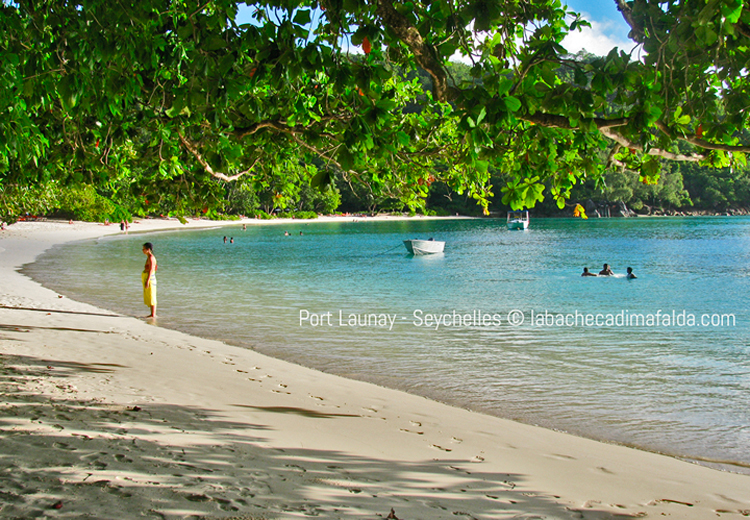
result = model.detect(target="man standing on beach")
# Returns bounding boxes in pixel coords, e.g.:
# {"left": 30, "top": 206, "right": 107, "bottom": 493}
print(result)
{"left": 142, "top": 242, "right": 157, "bottom": 318}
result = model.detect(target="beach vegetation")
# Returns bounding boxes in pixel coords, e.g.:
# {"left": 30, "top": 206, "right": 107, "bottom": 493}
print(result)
{"left": 0, "top": 181, "right": 133, "bottom": 223}
{"left": 57, "top": 185, "right": 120, "bottom": 223}
{"left": 2, "top": 0, "right": 750, "bottom": 221}
{"left": 0, "top": 183, "right": 61, "bottom": 223}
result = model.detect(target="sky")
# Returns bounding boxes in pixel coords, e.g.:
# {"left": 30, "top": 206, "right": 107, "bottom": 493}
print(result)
{"left": 236, "top": 1, "right": 636, "bottom": 57}
{"left": 561, "top": 0, "right": 637, "bottom": 55}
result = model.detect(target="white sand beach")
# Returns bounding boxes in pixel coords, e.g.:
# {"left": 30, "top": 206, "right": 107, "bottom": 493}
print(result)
{"left": 1, "top": 218, "right": 748, "bottom": 519}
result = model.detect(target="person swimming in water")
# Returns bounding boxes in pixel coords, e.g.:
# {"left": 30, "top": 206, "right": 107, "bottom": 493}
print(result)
{"left": 581, "top": 267, "right": 597, "bottom": 277}
{"left": 626, "top": 267, "right": 637, "bottom": 279}
{"left": 599, "top": 263, "right": 614, "bottom": 276}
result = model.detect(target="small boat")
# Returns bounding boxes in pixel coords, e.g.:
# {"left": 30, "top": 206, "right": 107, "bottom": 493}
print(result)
{"left": 403, "top": 238, "right": 445, "bottom": 255}
{"left": 507, "top": 210, "right": 529, "bottom": 230}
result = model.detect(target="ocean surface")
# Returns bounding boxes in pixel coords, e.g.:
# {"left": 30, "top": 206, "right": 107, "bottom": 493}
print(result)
{"left": 25, "top": 217, "right": 750, "bottom": 472}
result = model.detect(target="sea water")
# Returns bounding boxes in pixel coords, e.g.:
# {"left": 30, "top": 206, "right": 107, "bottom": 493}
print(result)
{"left": 25, "top": 217, "right": 750, "bottom": 472}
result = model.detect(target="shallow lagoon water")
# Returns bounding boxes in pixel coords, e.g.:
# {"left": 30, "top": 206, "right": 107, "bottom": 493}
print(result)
{"left": 26, "top": 217, "right": 750, "bottom": 472}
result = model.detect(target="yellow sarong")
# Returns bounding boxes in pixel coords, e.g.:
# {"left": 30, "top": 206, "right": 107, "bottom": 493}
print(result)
{"left": 142, "top": 271, "right": 157, "bottom": 306}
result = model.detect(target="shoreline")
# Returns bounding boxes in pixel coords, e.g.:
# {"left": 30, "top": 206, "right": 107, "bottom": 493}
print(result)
{"left": 2, "top": 218, "right": 749, "bottom": 519}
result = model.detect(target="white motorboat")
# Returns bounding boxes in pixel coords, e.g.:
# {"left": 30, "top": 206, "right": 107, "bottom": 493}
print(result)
{"left": 403, "top": 238, "right": 445, "bottom": 255}
{"left": 507, "top": 210, "right": 529, "bottom": 230}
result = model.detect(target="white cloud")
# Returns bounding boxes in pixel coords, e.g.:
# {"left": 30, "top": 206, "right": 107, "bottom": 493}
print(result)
{"left": 562, "top": 16, "right": 637, "bottom": 56}
{"left": 447, "top": 15, "right": 639, "bottom": 64}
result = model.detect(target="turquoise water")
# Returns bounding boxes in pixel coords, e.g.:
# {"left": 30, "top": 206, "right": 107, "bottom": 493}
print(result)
{"left": 26, "top": 217, "right": 750, "bottom": 472}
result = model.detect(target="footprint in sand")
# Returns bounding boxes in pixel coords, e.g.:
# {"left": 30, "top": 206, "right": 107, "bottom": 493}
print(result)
{"left": 546, "top": 453, "right": 576, "bottom": 461}
{"left": 218, "top": 500, "right": 239, "bottom": 512}
{"left": 81, "top": 451, "right": 108, "bottom": 461}
{"left": 648, "top": 499, "right": 694, "bottom": 507}
{"left": 309, "top": 395, "right": 324, "bottom": 401}
{"left": 430, "top": 444, "right": 452, "bottom": 452}
{"left": 399, "top": 428, "right": 424, "bottom": 435}
{"left": 106, "top": 486, "right": 133, "bottom": 498}
{"left": 184, "top": 493, "right": 211, "bottom": 502}
{"left": 272, "top": 389, "right": 291, "bottom": 395}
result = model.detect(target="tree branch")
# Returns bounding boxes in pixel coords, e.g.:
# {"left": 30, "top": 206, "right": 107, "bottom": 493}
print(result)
{"left": 524, "top": 112, "right": 629, "bottom": 129}
{"left": 655, "top": 120, "right": 750, "bottom": 153}
{"left": 600, "top": 127, "right": 703, "bottom": 162}
{"left": 375, "top": 0, "right": 449, "bottom": 102}
{"left": 177, "top": 130, "right": 256, "bottom": 182}
{"left": 615, "top": 0, "right": 646, "bottom": 43}
{"left": 528, "top": 112, "right": 750, "bottom": 158}
{"left": 233, "top": 118, "right": 338, "bottom": 141}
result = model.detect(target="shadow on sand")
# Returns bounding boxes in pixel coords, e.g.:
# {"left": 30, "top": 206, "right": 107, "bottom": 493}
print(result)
{"left": 0, "top": 354, "right": 639, "bottom": 520}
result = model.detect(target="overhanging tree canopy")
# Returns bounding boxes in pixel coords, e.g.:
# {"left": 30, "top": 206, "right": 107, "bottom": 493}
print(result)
{"left": 2, "top": 0, "right": 749, "bottom": 216}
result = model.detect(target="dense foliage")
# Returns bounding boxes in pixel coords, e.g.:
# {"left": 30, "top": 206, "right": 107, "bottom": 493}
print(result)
{"left": 3, "top": 0, "right": 750, "bottom": 222}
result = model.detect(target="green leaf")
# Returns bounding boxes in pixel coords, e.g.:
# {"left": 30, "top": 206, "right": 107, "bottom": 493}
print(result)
{"left": 376, "top": 99, "right": 399, "bottom": 111}
{"left": 721, "top": 0, "right": 743, "bottom": 23}
{"left": 504, "top": 96, "right": 522, "bottom": 112}
{"left": 310, "top": 169, "right": 330, "bottom": 188}
{"left": 338, "top": 148, "right": 354, "bottom": 170}
{"left": 646, "top": 105, "right": 663, "bottom": 125}
{"left": 476, "top": 106, "right": 487, "bottom": 124}
{"left": 496, "top": 76, "right": 514, "bottom": 95}
{"left": 205, "top": 36, "right": 226, "bottom": 51}
{"left": 293, "top": 9, "right": 312, "bottom": 25}
{"left": 396, "top": 131, "right": 410, "bottom": 146}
